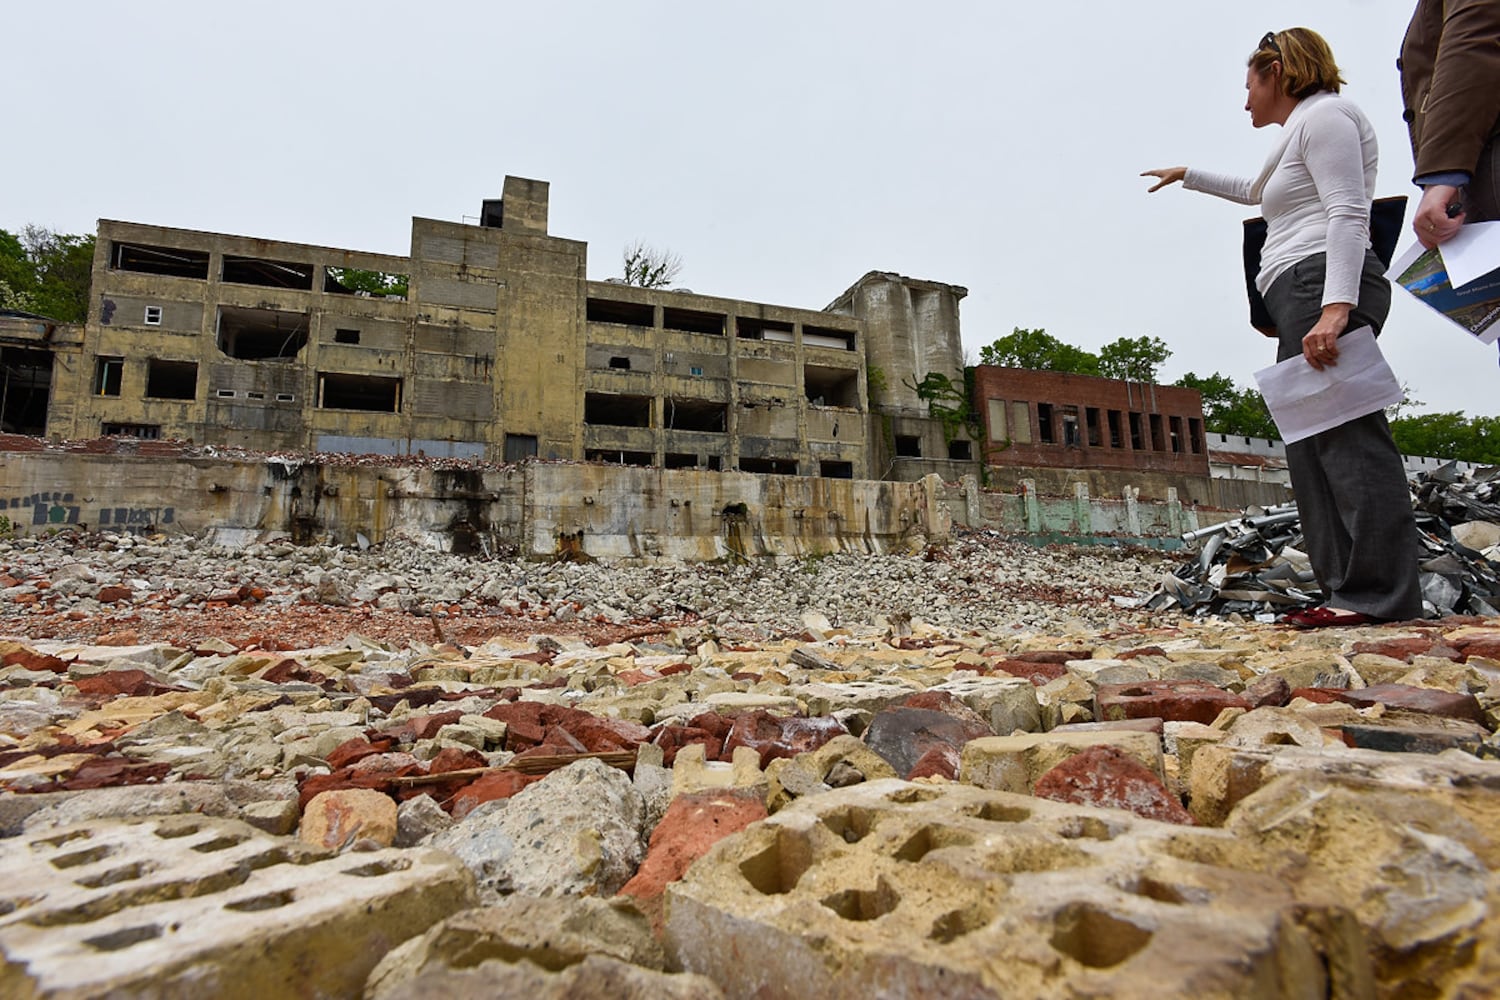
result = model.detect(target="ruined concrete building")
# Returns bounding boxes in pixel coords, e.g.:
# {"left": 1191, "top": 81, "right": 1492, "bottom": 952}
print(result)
{"left": 1, "top": 175, "right": 1210, "bottom": 499}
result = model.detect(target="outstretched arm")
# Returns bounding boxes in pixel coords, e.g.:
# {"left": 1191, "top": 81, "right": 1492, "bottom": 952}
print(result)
{"left": 1141, "top": 167, "right": 1187, "bottom": 192}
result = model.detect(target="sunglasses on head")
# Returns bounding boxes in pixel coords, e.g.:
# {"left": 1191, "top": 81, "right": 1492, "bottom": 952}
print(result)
{"left": 1259, "top": 31, "right": 1281, "bottom": 56}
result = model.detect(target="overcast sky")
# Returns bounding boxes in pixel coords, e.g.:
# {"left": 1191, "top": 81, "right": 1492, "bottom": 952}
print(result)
{"left": 8, "top": 1, "right": 1492, "bottom": 420}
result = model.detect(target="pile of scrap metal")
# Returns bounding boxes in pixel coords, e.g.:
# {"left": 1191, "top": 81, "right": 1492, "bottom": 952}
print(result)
{"left": 1145, "top": 462, "right": 1500, "bottom": 621}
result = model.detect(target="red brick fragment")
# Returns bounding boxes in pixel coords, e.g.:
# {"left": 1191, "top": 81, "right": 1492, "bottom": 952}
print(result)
{"left": 1, "top": 647, "right": 69, "bottom": 673}
{"left": 426, "top": 747, "right": 488, "bottom": 774}
{"left": 618, "top": 789, "right": 767, "bottom": 932}
{"left": 56, "top": 756, "right": 173, "bottom": 791}
{"left": 991, "top": 659, "right": 1067, "bottom": 685}
{"left": 1118, "top": 646, "right": 1168, "bottom": 660}
{"left": 96, "top": 586, "right": 132, "bottom": 604}
{"left": 862, "top": 706, "right": 990, "bottom": 779}
{"left": 260, "top": 659, "right": 328, "bottom": 685}
{"left": 1033, "top": 745, "right": 1195, "bottom": 825}
{"left": 1096, "top": 680, "right": 1251, "bottom": 726}
{"left": 1293, "top": 684, "right": 1485, "bottom": 725}
{"left": 95, "top": 631, "right": 140, "bottom": 647}
{"left": 448, "top": 770, "right": 542, "bottom": 818}
{"left": 1350, "top": 637, "right": 1449, "bottom": 662}
{"left": 73, "top": 669, "right": 179, "bottom": 698}
{"left": 325, "top": 737, "right": 393, "bottom": 771}
{"left": 907, "top": 745, "right": 960, "bottom": 780}
{"left": 724, "top": 710, "right": 847, "bottom": 768}
{"left": 1245, "top": 674, "right": 1291, "bottom": 709}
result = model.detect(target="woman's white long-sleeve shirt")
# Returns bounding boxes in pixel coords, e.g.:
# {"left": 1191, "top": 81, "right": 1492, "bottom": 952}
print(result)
{"left": 1184, "top": 91, "right": 1378, "bottom": 307}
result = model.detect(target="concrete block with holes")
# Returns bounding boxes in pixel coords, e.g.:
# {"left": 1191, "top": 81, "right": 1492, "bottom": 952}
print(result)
{"left": 0, "top": 814, "right": 475, "bottom": 999}
{"left": 663, "top": 779, "right": 1365, "bottom": 999}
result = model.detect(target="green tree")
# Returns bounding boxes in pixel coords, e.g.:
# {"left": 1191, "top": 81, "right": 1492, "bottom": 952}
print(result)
{"left": 1098, "top": 335, "right": 1171, "bottom": 382}
{"left": 1389, "top": 411, "right": 1500, "bottom": 464}
{"left": 0, "top": 227, "right": 94, "bottom": 322}
{"left": 326, "top": 266, "right": 408, "bottom": 299}
{"left": 977, "top": 327, "right": 1100, "bottom": 375}
{"left": 621, "top": 241, "right": 682, "bottom": 288}
{"left": 1173, "top": 371, "right": 1277, "bottom": 438}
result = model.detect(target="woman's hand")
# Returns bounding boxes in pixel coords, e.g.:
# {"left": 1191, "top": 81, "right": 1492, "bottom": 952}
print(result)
{"left": 1141, "top": 167, "right": 1187, "bottom": 192}
{"left": 1302, "top": 303, "right": 1351, "bottom": 370}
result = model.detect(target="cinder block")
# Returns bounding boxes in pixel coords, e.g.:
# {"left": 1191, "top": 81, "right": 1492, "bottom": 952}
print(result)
{"left": 0, "top": 814, "right": 475, "bottom": 999}
{"left": 959, "top": 731, "right": 1164, "bottom": 794}
{"left": 664, "top": 779, "right": 1361, "bottom": 998}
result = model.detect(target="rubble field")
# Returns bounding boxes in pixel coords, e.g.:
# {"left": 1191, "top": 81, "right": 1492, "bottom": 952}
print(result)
{"left": 3, "top": 525, "right": 1500, "bottom": 998}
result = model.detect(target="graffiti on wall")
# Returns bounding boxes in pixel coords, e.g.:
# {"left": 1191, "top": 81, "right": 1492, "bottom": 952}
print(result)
{"left": 2, "top": 493, "right": 175, "bottom": 532}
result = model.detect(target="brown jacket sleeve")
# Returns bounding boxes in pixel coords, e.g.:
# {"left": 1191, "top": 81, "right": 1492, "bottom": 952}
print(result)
{"left": 1400, "top": 0, "right": 1500, "bottom": 179}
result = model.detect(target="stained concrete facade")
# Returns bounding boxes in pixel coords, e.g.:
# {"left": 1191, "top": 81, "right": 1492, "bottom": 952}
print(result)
{"left": 18, "top": 176, "right": 975, "bottom": 484}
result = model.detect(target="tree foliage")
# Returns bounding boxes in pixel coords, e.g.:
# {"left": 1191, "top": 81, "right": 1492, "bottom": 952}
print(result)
{"left": 1389, "top": 411, "right": 1500, "bottom": 464}
{"left": 326, "top": 266, "right": 408, "bottom": 299}
{"left": 977, "top": 328, "right": 1100, "bottom": 375}
{"left": 0, "top": 226, "right": 94, "bottom": 322}
{"left": 1172, "top": 371, "right": 1277, "bottom": 439}
{"left": 1098, "top": 335, "right": 1171, "bottom": 382}
{"left": 621, "top": 241, "right": 682, "bottom": 288}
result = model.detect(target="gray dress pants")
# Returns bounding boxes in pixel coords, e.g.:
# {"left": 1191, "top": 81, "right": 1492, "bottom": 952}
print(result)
{"left": 1261, "top": 250, "right": 1424, "bottom": 620}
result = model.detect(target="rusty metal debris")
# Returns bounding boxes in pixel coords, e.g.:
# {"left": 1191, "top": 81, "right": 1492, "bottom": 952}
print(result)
{"left": 1148, "top": 463, "right": 1500, "bottom": 621}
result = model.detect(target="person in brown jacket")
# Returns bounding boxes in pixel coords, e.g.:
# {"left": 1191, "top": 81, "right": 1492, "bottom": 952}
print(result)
{"left": 1400, "top": 0, "right": 1500, "bottom": 248}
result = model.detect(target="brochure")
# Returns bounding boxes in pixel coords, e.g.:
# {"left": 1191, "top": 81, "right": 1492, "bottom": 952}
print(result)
{"left": 1388, "top": 221, "right": 1500, "bottom": 345}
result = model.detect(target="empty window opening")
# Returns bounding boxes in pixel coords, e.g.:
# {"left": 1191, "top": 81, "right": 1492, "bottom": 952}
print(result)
{"left": 1169, "top": 415, "right": 1184, "bottom": 453}
{"left": 111, "top": 242, "right": 209, "bottom": 279}
{"left": 222, "top": 255, "right": 314, "bottom": 290}
{"left": 0, "top": 346, "right": 54, "bottom": 436}
{"left": 587, "top": 298, "right": 654, "bottom": 327}
{"left": 1037, "top": 403, "right": 1055, "bottom": 444}
{"left": 586, "top": 449, "right": 653, "bottom": 467}
{"left": 1188, "top": 417, "right": 1204, "bottom": 454}
{"left": 664, "top": 452, "right": 699, "bottom": 469}
{"left": 145, "top": 359, "right": 197, "bottom": 400}
{"left": 737, "top": 317, "right": 794, "bottom": 341}
{"left": 608, "top": 356, "right": 631, "bottom": 370}
{"left": 663, "top": 307, "right": 725, "bottom": 336}
{"left": 504, "top": 434, "right": 538, "bottom": 462}
{"left": 690, "top": 365, "right": 703, "bottom": 376}
{"left": 247, "top": 391, "right": 265, "bottom": 400}
{"left": 1128, "top": 412, "right": 1144, "bottom": 450}
{"left": 217, "top": 306, "right": 309, "bottom": 361}
{"left": 324, "top": 267, "right": 408, "bottom": 299}
{"left": 804, "top": 365, "right": 860, "bottom": 407}
{"left": 1010, "top": 402, "right": 1032, "bottom": 444}
{"left": 1149, "top": 413, "right": 1165, "bottom": 451}
{"left": 334, "top": 328, "right": 361, "bottom": 345}
{"left": 216, "top": 388, "right": 236, "bottom": 398}
{"left": 584, "top": 392, "right": 652, "bottom": 427}
{"left": 803, "top": 325, "right": 857, "bottom": 351}
{"left": 707, "top": 455, "right": 722, "bottom": 471}
{"left": 275, "top": 392, "right": 295, "bottom": 403}
{"left": 948, "top": 440, "right": 972, "bottom": 460}
{"left": 1060, "top": 406, "right": 1080, "bottom": 447}
{"left": 894, "top": 435, "right": 922, "bottom": 457}
{"left": 102, "top": 422, "right": 160, "bottom": 439}
{"left": 143, "top": 306, "right": 163, "bottom": 326}
{"left": 665, "top": 398, "right": 727, "bottom": 432}
{"left": 820, "top": 460, "right": 854, "bottom": 479}
{"left": 318, "top": 372, "right": 401, "bottom": 412}
{"left": 1108, "top": 410, "right": 1123, "bottom": 448}
{"left": 1085, "top": 407, "right": 1102, "bottom": 447}
{"left": 94, "top": 357, "right": 123, "bottom": 397}
{"left": 739, "top": 457, "right": 798, "bottom": 475}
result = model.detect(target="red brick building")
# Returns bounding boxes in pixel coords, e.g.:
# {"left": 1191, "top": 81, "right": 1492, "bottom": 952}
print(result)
{"left": 973, "top": 367, "right": 1210, "bottom": 496}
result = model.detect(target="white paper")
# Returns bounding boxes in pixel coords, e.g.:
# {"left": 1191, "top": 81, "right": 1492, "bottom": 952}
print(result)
{"left": 1252, "top": 327, "right": 1404, "bottom": 445}
{"left": 1436, "top": 220, "right": 1500, "bottom": 289}
{"left": 1388, "top": 236, "right": 1500, "bottom": 345}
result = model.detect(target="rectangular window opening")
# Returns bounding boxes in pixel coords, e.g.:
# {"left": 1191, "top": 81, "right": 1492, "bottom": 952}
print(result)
{"left": 504, "top": 434, "right": 539, "bottom": 462}
{"left": 663, "top": 307, "right": 725, "bottom": 336}
{"left": 802, "top": 325, "right": 857, "bottom": 351}
{"left": 804, "top": 365, "right": 860, "bottom": 407}
{"left": 1010, "top": 401, "right": 1033, "bottom": 444}
{"left": 819, "top": 460, "right": 854, "bottom": 479}
{"left": 585, "top": 449, "right": 653, "bottom": 467}
{"left": 143, "top": 306, "right": 163, "bottom": 326}
{"left": 334, "top": 328, "right": 361, "bottom": 345}
{"left": 1085, "top": 407, "right": 1102, "bottom": 447}
{"left": 1188, "top": 417, "right": 1204, "bottom": 454}
{"left": 145, "top": 359, "right": 197, "bottom": 400}
{"left": 665, "top": 398, "right": 727, "bottom": 432}
{"left": 1108, "top": 410, "right": 1123, "bottom": 448}
{"left": 894, "top": 434, "right": 922, "bottom": 457}
{"left": 584, "top": 392, "right": 652, "bottom": 427}
{"left": 217, "top": 305, "right": 309, "bottom": 361}
{"left": 318, "top": 372, "right": 401, "bottom": 412}
{"left": 986, "top": 398, "right": 1007, "bottom": 441}
{"left": 664, "top": 452, "right": 699, "bottom": 469}
{"left": 1128, "top": 412, "right": 1145, "bottom": 450}
{"left": 736, "top": 317, "right": 794, "bottom": 341}
{"left": 608, "top": 356, "right": 631, "bottom": 370}
{"left": 111, "top": 242, "right": 209, "bottom": 280}
{"left": 216, "top": 388, "right": 237, "bottom": 398}
{"left": 94, "top": 357, "right": 123, "bottom": 397}
{"left": 247, "top": 391, "right": 266, "bottom": 400}
{"left": 740, "top": 457, "right": 798, "bottom": 475}
{"left": 1060, "top": 406, "right": 1080, "bottom": 447}
{"left": 275, "top": 392, "right": 295, "bottom": 403}
{"left": 586, "top": 298, "right": 654, "bottom": 327}
{"left": 1169, "top": 415, "right": 1184, "bottom": 453}
{"left": 325, "top": 267, "right": 408, "bottom": 300}
{"left": 1037, "top": 403, "right": 1055, "bottom": 444}
{"left": 222, "top": 255, "right": 314, "bottom": 290}
{"left": 948, "top": 440, "right": 972, "bottom": 460}
{"left": 706, "top": 455, "right": 722, "bottom": 471}
{"left": 1149, "top": 413, "right": 1166, "bottom": 452}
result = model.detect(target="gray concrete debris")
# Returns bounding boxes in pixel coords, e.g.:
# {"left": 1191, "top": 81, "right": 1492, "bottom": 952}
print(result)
{"left": 1149, "top": 464, "right": 1500, "bottom": 620}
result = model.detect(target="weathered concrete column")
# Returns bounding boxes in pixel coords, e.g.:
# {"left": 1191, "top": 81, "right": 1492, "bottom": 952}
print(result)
{"left": 1073, "top": 482, "right": 1092, "bottom": 534}
{"left": 1020, "top": 479, "right": 1040, "bottom": 533}
{"left": 1124, "top": 485, "right": 1142, "bottom": 536}
{"left": 959, "top": 474, "right": 980, "bottom": 528}
{"left": 1166, "top": 487, "right": 1183, "bottom": 536}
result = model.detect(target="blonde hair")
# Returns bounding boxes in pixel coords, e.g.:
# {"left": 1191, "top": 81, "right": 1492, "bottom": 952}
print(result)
{"left": 1249, "top": 28, "right": 1345, "bottom": 99}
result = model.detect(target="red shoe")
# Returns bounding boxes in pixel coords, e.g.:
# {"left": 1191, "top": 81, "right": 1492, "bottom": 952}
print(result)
{"left": 1280, "top": 607, "right": 1378, "bottom": 629}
